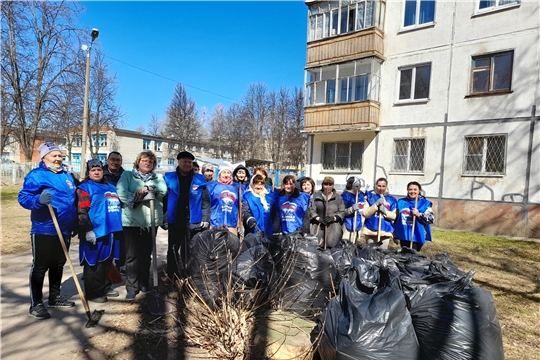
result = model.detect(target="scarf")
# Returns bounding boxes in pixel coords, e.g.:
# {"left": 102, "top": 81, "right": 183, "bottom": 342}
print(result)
{"left": 248, "top": 181, "right": 270, "bottom": 210}
{"left": 133, "top": 168, "right": 157, "bottom": 182}
{"left": 218, "top": 177, "right": 232, "bottom": 185}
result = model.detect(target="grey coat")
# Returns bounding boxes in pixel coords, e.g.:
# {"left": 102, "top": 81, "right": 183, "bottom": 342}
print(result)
{"left": 308, "top": 190, "right": 347, "bottom": 248}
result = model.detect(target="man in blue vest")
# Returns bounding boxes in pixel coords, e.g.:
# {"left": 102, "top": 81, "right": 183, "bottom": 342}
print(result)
{"left": 164, "top": 151, "right": 210, "bottom": 280}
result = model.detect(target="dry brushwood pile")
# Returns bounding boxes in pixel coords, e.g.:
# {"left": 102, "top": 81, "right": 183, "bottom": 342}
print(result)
{"left": 85, "top": 229, "right": 505, "bottom": 360}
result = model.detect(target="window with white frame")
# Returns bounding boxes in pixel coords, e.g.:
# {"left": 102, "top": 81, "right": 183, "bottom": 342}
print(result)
{"left": 463, "top": 135, "right": 506, "bottom": 175}
{"left": 403, "top": 0, "right": 435, "bottom": 28}
{"left": 471, "top": 51, "right": 513, "bottom": 94}
{"left": 168, "top": 142, "right": 175, "bottom": 149}
{"left": 97, "top": 154, "right": 107, "bottom": 162}
{"left": 167, "top": 158, "right": 175, "bottom": 165}
{"left": 398, "top": 63, "right": 431, "bottom": 101}
{"left": 72, "top": 136, "right": 82, "bottom": 147}
{"left": 308, "top": 0, "right": 384, "bottom": 41}
{"left": 392, "top": 138, "right": 425, "bottom": 172}
{"left": 306, "top": 58, "right": 381, "bottom": 106}
{"left": 478, "top": 0, "right": 519, "bottom": 12}
{"left": 322, "top": 141, "right": 364, "bottom": 171}
{"left": 143, "top": 139, "right": 151, "bottom": 150}
{"left": 154, "top": 141, "right": 162, "bottom": 152}
{"left": 91, "top": 135, "right": 107, "bottom": 147}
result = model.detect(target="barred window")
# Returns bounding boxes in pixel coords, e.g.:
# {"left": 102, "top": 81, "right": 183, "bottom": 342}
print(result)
{"left": 392, "top": 138, "right": 425, "bottom": 172}
{"left": 463, "top": 135, "right": 506, "bottom": 175}
{"left": 322, "top": 141, "right": 364, "bottom": 171}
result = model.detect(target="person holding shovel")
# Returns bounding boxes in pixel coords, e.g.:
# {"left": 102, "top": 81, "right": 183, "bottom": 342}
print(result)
{"left": 395, "top": 181, "right": 434, "bottom": 251}
{"left": 308, "top": 176, "right": 347, "bottom": 248}
{"left": 207, "top": 164, "right": 240, "bottom": 235}
{"left": 341, "top": 176, "right": 365, "bottom": 245}
{"left": 362, "top": 177, "right": 398, "bottom": 249}
{"left": 18, "top": 142, "right": 77, "bottom": 320}
{"left": 164, "top": 151, "right": 210, "bottom": 280}
{"left": 116, "top": 151, "right": 167, "bottom": 300}
{"left": 76, "top": 159, "right": 122, "bottom": 303}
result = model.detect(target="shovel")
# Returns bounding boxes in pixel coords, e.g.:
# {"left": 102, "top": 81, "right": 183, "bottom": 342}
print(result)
{"left": 410, "top": 197, "right": 419, "bottom": 249}
{"left": 146, "top": 198, "right": 173, "bottom": 315}
{"left": 47, "top": 204, "right": 103, "bottom": 328}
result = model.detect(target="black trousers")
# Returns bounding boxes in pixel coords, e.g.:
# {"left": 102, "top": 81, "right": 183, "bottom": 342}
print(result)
{"left": 399, "top": 240, "right": 424, "bottom": 251}
{"left": 30, "top": 234, "right": 68, "bottom": 307}
{"left": 123, "top": 227, "right": 153, "bottom": 293}
{"left": 167, "top": 222, "right": 191, "bottom": 279}
{"left": 83, "top": 257, "right": 113, "bottom": 299}
{"left": 114, "top": 231, "right": 125, "bottom": 268}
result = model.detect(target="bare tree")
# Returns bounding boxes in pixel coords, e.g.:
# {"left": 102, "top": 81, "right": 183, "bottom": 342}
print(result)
{"left": 285, "top": 86, "right": 306, "bottom": 169}
{"left": 146, "top": 114, "right": 163, "bottom": 136}
{"left": 163, "top": 83, "right": 202, "bottom": 150}
{"left": 208, "top": 104, "right": 228, "bottom": 158}
{"left": 240, "top": 83, "right": 270, "bottom": 159}
{"left": 134, "top": 125, "right": 145, "bottom": 134}
{"left": 266, "top": 88, "right": 289, "bottom": 169}
{"left": 1, "top": 1, "right": 82, "bottom": 161}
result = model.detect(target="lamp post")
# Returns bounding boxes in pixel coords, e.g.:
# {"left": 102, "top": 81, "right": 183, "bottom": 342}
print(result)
{"left": 80, "top": 28, "right": 99, "bottom": 178}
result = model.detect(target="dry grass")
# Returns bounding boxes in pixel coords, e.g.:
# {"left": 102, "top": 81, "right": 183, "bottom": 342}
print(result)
{"left": 0, "top": 182, "right": 32, "bottom": 255}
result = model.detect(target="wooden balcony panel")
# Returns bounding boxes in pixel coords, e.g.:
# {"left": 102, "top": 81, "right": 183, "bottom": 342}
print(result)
{"left": 306, "top": 29, "right": 384, "bottom": 67}
{"left": 303, "top": 101, "right": 380, "bottom": 132}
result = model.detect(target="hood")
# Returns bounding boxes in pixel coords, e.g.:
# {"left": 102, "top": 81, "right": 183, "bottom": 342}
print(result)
{"left": 232, "top": 164, "right": 250, "bottom": 183}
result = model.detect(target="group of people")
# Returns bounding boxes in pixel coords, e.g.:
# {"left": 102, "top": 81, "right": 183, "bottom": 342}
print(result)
{"left": 19, "top": 143, "right": 434, "bottom": 320}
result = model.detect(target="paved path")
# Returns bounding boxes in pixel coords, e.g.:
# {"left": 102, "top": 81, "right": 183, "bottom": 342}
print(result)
{"left": 0, "top": 230, "right": 169, "bottom": 360}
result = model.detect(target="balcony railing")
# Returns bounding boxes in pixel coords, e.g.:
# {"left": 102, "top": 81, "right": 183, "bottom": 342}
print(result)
{"left": 303, "top": 100, "right": 380, "bottom": 133}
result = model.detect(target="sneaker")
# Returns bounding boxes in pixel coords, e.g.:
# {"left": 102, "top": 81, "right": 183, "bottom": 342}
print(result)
{"left": 88, "top": 296, "right": 108, "bottom": 303}
{"left": 48, "top": 295, "right": 75, "bottom": 308}
{"left": 29, "top": 303, "right": 51, "bottom": 320}
{"left": 125, "top": 291, "right": 139, "bottom": 300}
{"left": 106, "top": 289, "right": 119, "bottom": 297}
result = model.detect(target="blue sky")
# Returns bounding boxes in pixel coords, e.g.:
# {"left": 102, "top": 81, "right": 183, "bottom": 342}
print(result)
{"left": 79, "top": 1, "right": 308, "bottom": 131}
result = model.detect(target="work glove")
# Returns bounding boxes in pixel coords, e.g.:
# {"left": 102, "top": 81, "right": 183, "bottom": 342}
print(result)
{"left": 247, "top": 217, "right": 257, "bottom": 229}
{"left": 201, "top": 221, "right": 210, "bottom": 230}
{"left": 39, "top": 190, "right": 52, "bottom": 204}
{"left": 85, "top": 230, "right": 97, "bottom": 245}
{"left": 142, "top": 190, "right": 155, "bottom": 201}
{"left": 323, "top": 216, "right": 335, "bottom": 225}
{"left": 378, "top": 204, "right": 387, "bottom": 215}
{"left": 375, "top": 196, "right": 385, "bottom": 206}
{"left": 238, "top": 227, "right": 245, "bottom": 237}
{"left": 352, "top": 203, "right": 361, "bottom": 211}
{"left": 352, "top": 176, "right": 362, "bottom": 189}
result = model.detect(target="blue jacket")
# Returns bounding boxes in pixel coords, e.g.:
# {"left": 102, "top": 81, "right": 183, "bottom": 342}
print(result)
{"left": 77, "top": 181, "right": 122, "bottom": 265}
{"left": 164, "top": 171, "right": 208, "bottom": 224}
{"left": 18, "top": 162, "right": 77, "bottom": 235}
{"left": 364, "top": 191, "right": 397, "bottom": 233}
{"left": 341, "top": 190, "right": 364, "bottom": 231}
{"left": 242, "top": 190, "right": 277, "bottom": 237}
{"left": 275, "top": 190, "right": 310, "bottom": 234}
{"left": 395, "top": 197, "right": 433, "bottom": 244}
{"left": 208, "top": 181, "right": 240, "bottom": 228}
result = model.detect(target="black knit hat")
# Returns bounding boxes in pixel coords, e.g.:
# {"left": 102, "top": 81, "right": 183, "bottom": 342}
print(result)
{"left": 177, "top": 151, "right": 195, "bottom": 160}
{"left": 85, "top": 159, "right": 103, "bottom": 176}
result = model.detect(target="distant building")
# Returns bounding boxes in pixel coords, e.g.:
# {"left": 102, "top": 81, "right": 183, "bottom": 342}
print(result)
{"left": 303, "top": 0, "right": 539, "bottom": 238}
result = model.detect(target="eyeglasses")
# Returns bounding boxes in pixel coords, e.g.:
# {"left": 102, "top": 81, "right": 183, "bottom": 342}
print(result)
{"left": 140, "top": 159, "right": 154, "bottom": 164}
{"left": 323, "top": 183, "right": 333, "bottom": 186}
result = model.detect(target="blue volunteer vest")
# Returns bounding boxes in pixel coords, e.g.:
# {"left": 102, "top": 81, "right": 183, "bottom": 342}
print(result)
{"left": 276, "top": 192, "right": 310, "bottom": 234}
{"left": 341, "top": 191, "right": 364, "bottom": 231}
{"left": 364, "top": 191, "right": 397, "bottom": 233}
{"left": 164, "top": 172, "right": 206, "bottom": 224}
{"left": 395, "top": 197, "right": 432, "bottom": 244}
{"left": 208, "top": 181, "right": 240, "bottom": 228}
{"left": 78, "top": 181, "right": 123, "bottom": 238}
{"left": 244, "top": 191, "right": 277, "bottom": 237}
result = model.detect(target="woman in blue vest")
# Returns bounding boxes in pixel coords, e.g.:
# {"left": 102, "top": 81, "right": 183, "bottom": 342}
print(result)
{"left": 395, "top": 181, "right": 434, "bottom": 251}
{"left": 77, "top": 159, "right": 123, "bottom": 303}
{"left": 207, "top": 165, "right": 241, "bottom": 235}
{"left": 242, "top": 174, "right": 277, "bottom": 237}
{"left": 341, "top": 176, "right": 365, "bottom": 245}
{"left": 273, "top": 175, "right": 310, "bottom": 235}
{"left": 362, "top": 177, "right": 397, "bottom": 249}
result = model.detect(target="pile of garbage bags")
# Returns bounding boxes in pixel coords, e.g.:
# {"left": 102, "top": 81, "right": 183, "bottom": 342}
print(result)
{"left": 186, "top": 231, "right": 504, "bottom": 359}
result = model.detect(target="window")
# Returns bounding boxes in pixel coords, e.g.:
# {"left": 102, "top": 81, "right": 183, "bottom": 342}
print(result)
{"left": 91, "top": 135, "right": 107, "bottom": 147}
{"left": 72, "top": 153, "right": 81, "bottom": 164}
{"left": 399, "top": 63, "right": 431, "bottom": 101}
{"left": 143, "top": 139, "right": 151, "bottom": 150}
{"left": 478, "top": 0, "right": 519, "bottom": 11}
{"left": 154, "top": 141, "right": 162, "bottom": 152}
{"left": 322, "top": 141, "right": 364, "bottom": 171}
{"left": 463, "top": 135, "right": 506, "bottom": 175}
{"left": 392, "top": 138, "right": 425, "bottom": 172}
{"left": 156, "top": 157, "right": 162, "bottom": 168}
{"left": 168, "top": 142, "right": 176, "bottom": 149}
{"left": 471, "top": 51, "right": 513, "bottom": 94}
{"left": 306, "top": 58, "right": 382, "bottom": 106}
{"left": 97, "top": 154, "right": 107, "bottom": 162}
{"left": 167, "top": 158, "right": 175, "bottom": 165}
{"left": 308, "top": 0, "right": 382, "bottom": 41}
{"left": 72, "top": 136, "right": 82, "bottom": 147}
{"left": 403, "top": 0, "right": 435, "bottom": 28}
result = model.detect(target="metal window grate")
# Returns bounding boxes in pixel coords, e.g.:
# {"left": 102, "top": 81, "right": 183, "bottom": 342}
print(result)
{"left": 464, "top": 135, "right": 506, "bottom": 174}
{"left": 392, "top": 138, "right": 425, "bottom": 172}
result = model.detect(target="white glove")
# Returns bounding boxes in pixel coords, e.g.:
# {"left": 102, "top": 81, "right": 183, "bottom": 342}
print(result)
{"left": 238, "top": 227, "right": 245, "bottom": 237}
{"left": 375, "top": 196, "right": 385, "bottom": 206}
{"left": 39, "top": 190, "right": 52, "bottom": 204}
{"left": 201, "top": 221, "right": 210, "bottom": 230}
{"left": 378, "top": 204, "right": 387, "bottom": 215}
{"left": 85, "top": 230, "right": 97, "bottom": 245}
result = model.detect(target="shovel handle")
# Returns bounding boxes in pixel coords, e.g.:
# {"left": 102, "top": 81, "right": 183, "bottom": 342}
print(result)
{"left": 150, "top": 198, "right": 158, "bottom": 287}
{"left": 47, "top": 204, "right": 91, "bottom": 314}
{"left": 410, "top": 197, "right": 418, "bottom": 249}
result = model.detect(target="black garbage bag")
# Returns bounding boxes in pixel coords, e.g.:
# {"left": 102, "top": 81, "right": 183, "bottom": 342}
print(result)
{"left": 278, "top": 234, "right": 337, "bottom": 318}
{"left": 341, "top": 256, "right": 402, "bottom": 295}
{"left": 407, "top": 271, "right": 504, "bottom": 360}
{"left": 240, "top": 231, "right": 272, "bottom": 252}
{"left": 233, "top": 244, "right": 274, "bottom": 289}
{"left": 186, "top": 229, "right": 240, "bottom": 307}
{"left": 330, "top": 239, "right": 358, "bottom": 282}
{"left": 318, "top": 280, "right": 419, "bottom": 359}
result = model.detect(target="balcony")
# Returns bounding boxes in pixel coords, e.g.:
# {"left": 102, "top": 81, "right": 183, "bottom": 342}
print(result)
{"left": 303, "top": 100, "right": 380, "bottom": 133}
{"left": 306, "top": 28, "right": 385, "bottom": 68}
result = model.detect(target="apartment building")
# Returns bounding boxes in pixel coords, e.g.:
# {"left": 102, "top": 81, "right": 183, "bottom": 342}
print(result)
{"left": 303, "top": 0, "right": 539, "bottom": 237}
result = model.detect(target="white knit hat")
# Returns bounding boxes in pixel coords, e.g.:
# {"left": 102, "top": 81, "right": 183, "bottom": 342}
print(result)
{"left": 38, "top": 142, "right": 61, "bottom": 159}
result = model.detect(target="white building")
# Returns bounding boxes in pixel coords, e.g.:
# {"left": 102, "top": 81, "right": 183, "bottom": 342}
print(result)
{"left": 303, "top": 0, "right": 539, "bottom": 238}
